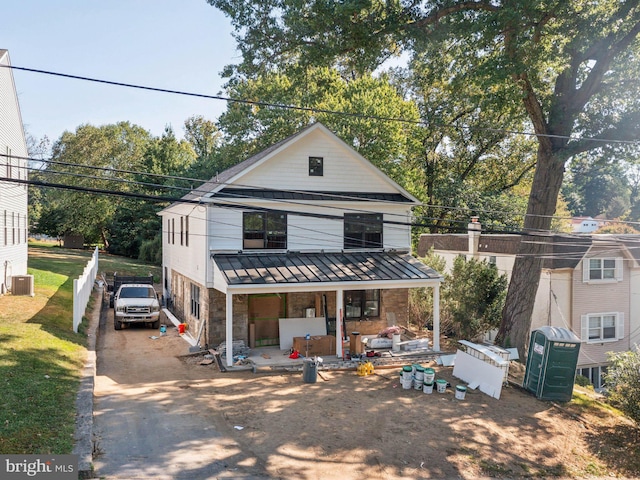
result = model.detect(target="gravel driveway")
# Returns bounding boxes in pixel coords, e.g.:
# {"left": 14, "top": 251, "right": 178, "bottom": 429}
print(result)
{"left": 92, "top": 306, "right": 271, "bottom": 480}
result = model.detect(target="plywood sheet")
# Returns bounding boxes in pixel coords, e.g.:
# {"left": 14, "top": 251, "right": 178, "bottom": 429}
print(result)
{"left": 279, "top": 317, "right": 327, "bottom": 351}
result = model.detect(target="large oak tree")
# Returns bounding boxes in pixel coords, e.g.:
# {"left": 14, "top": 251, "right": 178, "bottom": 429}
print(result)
{"left": 210, "top": 0, "right": 640, "bottom": 358}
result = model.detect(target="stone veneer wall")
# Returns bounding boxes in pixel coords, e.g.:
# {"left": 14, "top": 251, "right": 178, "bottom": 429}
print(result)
{"left": 169, "top": 270, "right": 209, "bottom": 344}
{"left": 207, "top": 289, "right": 249, "bottom": 347}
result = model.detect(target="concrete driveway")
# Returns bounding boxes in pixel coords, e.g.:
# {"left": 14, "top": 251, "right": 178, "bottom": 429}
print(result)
{"left": 92, "top": 303, "right": 271, "bottom": 480}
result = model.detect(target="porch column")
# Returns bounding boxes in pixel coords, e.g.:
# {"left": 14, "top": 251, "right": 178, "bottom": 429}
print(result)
{"left": 335, "top": 289, "right": 343, "bottom": 358}
{"left": 225, "top": 292, "right": 234, "bottom": 367}
{"left": 433, "top": 283, "right": 440, "bottom": 352}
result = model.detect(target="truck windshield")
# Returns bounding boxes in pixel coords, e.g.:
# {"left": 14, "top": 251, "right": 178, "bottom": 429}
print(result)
{"left": 120, "top": 287, "right": 155, "bottom": 298}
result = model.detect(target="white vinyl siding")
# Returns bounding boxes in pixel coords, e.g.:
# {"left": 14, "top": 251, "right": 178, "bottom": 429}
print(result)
{"left": 0, "top": 50, "right": 29, "bottom": 291}
{"left": 237, "top": 128, "right": 397, "bottom": 194}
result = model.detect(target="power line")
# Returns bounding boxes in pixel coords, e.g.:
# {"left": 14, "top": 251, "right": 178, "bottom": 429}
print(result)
{"left": 3, "top": 64, "right": 640, "bottom": 146}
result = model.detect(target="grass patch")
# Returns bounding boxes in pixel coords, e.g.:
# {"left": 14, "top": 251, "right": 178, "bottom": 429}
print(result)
{"left": 0, "top": 243, "right": 159, "bottom": 454}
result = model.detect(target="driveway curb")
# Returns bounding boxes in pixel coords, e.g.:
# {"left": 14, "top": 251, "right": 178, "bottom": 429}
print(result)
{"left": 72, "top": 285, "right": 102, "bottom": 479}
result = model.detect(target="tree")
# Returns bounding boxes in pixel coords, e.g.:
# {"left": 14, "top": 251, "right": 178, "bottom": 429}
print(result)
{"left": 414, "top": 249, "right": 507, "bottom": 342}
{"left": 603, "top": 347, "right": 640, "bottom": 429}
{"left": 210, "top": 0, "right": 640, "bottom": 359}
{"left": 563, "top": 153, "right": 630, "bottom": 218}
{"left": 39, "top": 122, "right": 152, "bottom": 248}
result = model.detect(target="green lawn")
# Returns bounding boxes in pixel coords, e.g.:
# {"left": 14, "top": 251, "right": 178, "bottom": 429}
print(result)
{"left": 0, "top": 242, "right": 160, "bottom": 454}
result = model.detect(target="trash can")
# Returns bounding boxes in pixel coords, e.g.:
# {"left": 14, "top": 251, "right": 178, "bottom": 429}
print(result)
{"left": 523, "top": 326, "right": 581, "bottom": 402}
{"left": 302, "top": 358, "right": 318, "bottom": 383}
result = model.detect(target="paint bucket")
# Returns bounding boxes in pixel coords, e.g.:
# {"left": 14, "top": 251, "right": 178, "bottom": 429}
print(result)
{"left": 455, "top": 385, "right": 467, "bottom": 400}
{"left": 401, "top": 377, "right": 413, "bottom": 390}
{"left": 413, "top": 366, "right": 424, "bottom": 390}
{"left": 159, "top": 324, "right": 167, "bottom": 335}
{"left": 423, "top": 368, "right": 435, "bottom": 384}
{"left": 436, "top": 378, "right": 447, "bottom": 393}
{"left": 423, "top": 382, "right": 434, "bottom": 394}
{"left": 178, "top": 323, "right": 186, "bottom": 335}
{"left": 401, "top": 365, "right": 413, "bottom": 381}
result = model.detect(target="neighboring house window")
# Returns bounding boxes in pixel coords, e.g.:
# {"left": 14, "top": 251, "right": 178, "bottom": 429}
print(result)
{"left": 344, "top": 213, "right": 383, "bottom": 249}
{"left": 584, "top": 258, "right": 621, "bottom": 282}
{"left": 180, "top": 216, "right": 184, "bottom": 246}
{"left": 578, "top": 366, "right": 607, "bottom": 390}
{"left": 345, "top": 290, "right": 380, "bottom": 319}
{"left": 3, "top": 211, "right": 6, "bottom": 246}
{"left": 581, "top": 312, "right": 624, "bottom": 343}
{"left": 243, "top": 211, "right": 287, "bottom": 249}
{"left": 309, "top": 156, "right": 323, "bottom": 176}
{"left": 171, "top": 218, "right": 175, "bottom": 245}
{"left": 190, "top": 283, "right": 200, "bottom": 320}
{"left": 185, "top": 215, "right": 189, "bottom": 247}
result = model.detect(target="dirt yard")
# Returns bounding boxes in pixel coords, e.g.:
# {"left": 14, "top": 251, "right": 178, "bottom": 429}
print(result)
{"left": 186, "top": 341, "right": 640, "bottom": 478}
{"left": 95, "top": 314, "right": 640, "bottom": 480}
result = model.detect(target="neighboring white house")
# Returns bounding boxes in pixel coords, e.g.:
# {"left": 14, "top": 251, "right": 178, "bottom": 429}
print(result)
{"left": 0, "top": 49, "right": 29, "bottom": 294}
{"left": 418, "top": 220, "right": 640, "bottom": 389}
{"left": 159, "top": 122, "right": 443, "bottom": 366}
{"left": 571, "top": 216, "right": 605, "bottom": 233}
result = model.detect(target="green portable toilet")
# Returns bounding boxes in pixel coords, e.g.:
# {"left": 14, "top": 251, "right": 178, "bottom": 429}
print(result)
{"left": 523, "top": 326, "right": 581, "bottom": 402}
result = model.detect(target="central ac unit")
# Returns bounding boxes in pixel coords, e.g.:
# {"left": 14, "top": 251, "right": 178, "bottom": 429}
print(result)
{"left": 11, "top": 275, "right": 34, "bottom": 296}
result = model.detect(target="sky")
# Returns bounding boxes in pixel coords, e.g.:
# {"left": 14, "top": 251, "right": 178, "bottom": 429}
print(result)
{"left": 2, "top": 0, "right": 239, "bottom": 145}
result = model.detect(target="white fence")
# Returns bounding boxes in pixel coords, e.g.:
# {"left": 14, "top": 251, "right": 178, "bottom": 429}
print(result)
{"left": 73, "top": 246, "right": 99, "bottom": 332}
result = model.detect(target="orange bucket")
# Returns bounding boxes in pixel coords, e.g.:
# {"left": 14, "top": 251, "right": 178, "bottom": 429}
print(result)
{"left": 178, "top": 323, "right": 186, "bottom": 335}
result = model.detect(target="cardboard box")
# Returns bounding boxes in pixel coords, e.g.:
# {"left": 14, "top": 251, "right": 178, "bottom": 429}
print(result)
{"left": 293, "top": 335, "right": 336, "bottom": 356}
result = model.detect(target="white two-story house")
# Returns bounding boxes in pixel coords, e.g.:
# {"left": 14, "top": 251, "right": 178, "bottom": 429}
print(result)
{"left": 0, "top": 49, "right": 29, "bottom": 294}
{"left": 159, "top": 122, "right": 443, "bottom": 366}
{"left": 418, "top": 220, "right": 640, "bottom": 388}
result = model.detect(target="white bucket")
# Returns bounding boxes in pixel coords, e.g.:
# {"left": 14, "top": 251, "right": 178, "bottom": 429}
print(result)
{"left": 423, "top": 368, "right": 435, "bottom": 384}
{"left": 455, "top": 385, "right": 467, "bottom": 400}
{"left": 401, "top": 366, "right": 412, "bottom": 381}
{"left": 401, "top": 378, "right": 413, "bottom": 390}
{"left": 414, "top": 366, "right": 424, "bottom": 383}
{"left": 436, "top": 379, "right": 447, "bottom": 393}
{"left": 423, "top": 382, "right": 434, "bottom": 394}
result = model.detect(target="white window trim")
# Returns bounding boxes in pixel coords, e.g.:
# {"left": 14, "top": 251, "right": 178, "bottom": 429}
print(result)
{"left": 582, "top": 257, "right": 623, "bottom": 283}
{"left": 580, "top": 312, "right": 624, "bottom": 343}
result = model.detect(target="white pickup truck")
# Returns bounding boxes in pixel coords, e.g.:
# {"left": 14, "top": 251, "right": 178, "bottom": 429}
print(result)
{"left": 113, "top": 283, "right": 161, "bottom": 330}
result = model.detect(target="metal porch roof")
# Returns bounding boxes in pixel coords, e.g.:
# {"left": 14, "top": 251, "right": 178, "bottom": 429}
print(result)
{"left": 212, "top": 251, "right": 442, "bottom": 287}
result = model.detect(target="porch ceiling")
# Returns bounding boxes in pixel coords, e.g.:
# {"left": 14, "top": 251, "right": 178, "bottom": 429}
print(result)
{"left": 211, "top": 251, "right": 443, "bottom": 293}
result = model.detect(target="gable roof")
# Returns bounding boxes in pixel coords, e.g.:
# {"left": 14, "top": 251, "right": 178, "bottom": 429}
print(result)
{"left": 166, "top": 122, "right": 418, "bottom": 211}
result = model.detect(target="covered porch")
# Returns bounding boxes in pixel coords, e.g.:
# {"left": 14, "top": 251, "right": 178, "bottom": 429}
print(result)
{"left": 211, "top": 251, "right": 443, "bottom": 367}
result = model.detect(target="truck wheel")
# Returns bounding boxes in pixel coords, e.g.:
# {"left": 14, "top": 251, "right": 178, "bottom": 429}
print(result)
{"left": 151, "top": 320, "right": 160, "bottom": 329}
{"left": 114, "top": 319, "right": 122, "bottom": 330}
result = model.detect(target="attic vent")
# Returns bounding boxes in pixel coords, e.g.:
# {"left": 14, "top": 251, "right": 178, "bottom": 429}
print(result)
{"left": 11, "top": 275, "right": 34, "bottom": 296}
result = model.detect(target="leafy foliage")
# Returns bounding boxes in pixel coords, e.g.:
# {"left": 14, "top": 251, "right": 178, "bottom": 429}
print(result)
{"left": 604, "top": 347, "right": 640, "bottom": 427}
{"left": 413, "top": 249, "right": 507, "bottom": 341}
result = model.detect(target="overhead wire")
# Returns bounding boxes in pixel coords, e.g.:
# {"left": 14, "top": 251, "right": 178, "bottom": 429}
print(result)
{"left": 3, "top": 64, "right": 640, "bottom": 146}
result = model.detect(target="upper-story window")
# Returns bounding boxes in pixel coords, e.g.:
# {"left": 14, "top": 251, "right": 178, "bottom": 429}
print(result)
{"left": 581, "top": 312, "right": 623, "bottom": 343}
{"left": 243, "top": 211, "right": 287, "bottom": 249}
{"left": 344, "top": 213, "right": 383, "bottom": 249}
{"left": 584, "top": 257, "right": 621, "bottom": 282}
{"left": 309, "top": 156, "right": 323, "bottom": 176}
